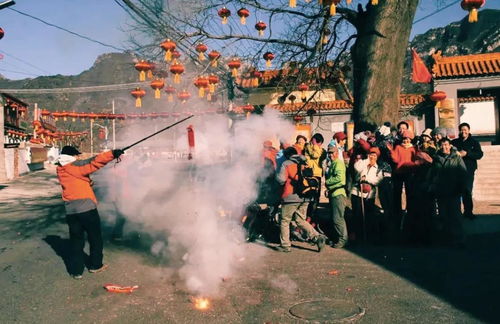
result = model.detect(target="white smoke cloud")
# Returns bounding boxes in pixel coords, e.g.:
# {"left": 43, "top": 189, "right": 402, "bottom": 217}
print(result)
{"left": 98, "top": 108, "right": 294, "bottom": 296}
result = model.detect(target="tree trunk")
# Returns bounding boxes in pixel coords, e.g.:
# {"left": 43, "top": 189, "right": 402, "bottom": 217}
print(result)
{"left": 351, "top": 0, "right": 419, "bottom": 131}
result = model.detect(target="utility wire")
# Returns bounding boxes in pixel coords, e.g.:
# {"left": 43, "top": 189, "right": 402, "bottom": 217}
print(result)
{"left": 413, "top": 0, "right": 462, "bottom": 25}
{"left": 7, "top": 7, "right": 128, "bottom": 52}
{"left": 0, "top": 68, "right": 40, "bottom": 77}
{"left": 0, "top": 50, "right": 52, "bottom": 74}
{"left": 0, "top": 81, "right": 149, "bottom": 94}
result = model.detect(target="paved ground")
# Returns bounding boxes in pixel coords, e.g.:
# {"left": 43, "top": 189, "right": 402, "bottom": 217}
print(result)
{"left": 1, "top": 168, "right": 500, "bottom": 323}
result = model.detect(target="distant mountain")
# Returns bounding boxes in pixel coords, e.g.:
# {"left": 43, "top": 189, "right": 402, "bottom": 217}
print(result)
{"left": 0, "top": 9, "right": 498, "bottom": 114}
{"left": 402, "top": 9, "right": 500, "bottom": 93}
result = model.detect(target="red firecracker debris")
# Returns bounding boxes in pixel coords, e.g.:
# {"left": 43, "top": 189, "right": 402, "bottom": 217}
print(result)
{"left": 328, "top": 269, "right": 340, "bottom": 276}
{"left": 103, "top": 284, "right": 139, "bottom": 293}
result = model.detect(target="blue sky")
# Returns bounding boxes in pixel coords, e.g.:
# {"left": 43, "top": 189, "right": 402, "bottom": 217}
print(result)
{"left": 0, "top": 0, "right": 498, "bottom": 81}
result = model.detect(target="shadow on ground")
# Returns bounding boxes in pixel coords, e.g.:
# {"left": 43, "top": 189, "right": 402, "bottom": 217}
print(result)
{"left": 345, "top": 226, "right": 500, "bottom": 323}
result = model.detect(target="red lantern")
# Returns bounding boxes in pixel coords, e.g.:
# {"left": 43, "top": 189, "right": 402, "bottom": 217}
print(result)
{"left": 194, "top": 76, "right": 209, "bottom": 98}
{"left": 150, "top": 79, "right": 165, "bottom": 99}
{"left": 169, "top": 63, "right": 185, "bottom": 84}
{"left": 263, "top": 52, "right": 275, "bottom": 68}
{"left": 177, "top": 90, "right": 191, "bottom": 104}
{"left": 146, "top": 62, "right": 155, "bottom": 79}
{"left": 289, "top": 94, "right": 297, "bottom": 104}
{"left": 242, "top": 104, "right": 255, "bottom": 119}
{"left": 323, "top": 0, "right": 341, "bottom": 16}
{"left": 430, "top": 91, "right": 447, "bottom": 107}
{"left": 208, "top": 50, "right": 221, "bottom": 67}
{"left": 461, "top": 0, "right": 485, "bottom": 23}
{"left": 98, "top": 128, "right": 106, "bottom": 140}
{"left": 195, "top": 43, "right": 208, "bottom": 61}
{"left": 0, "top": 28, "right": 4, "bottom": 40}
{"left": 135, "top": 60, "right": 150, "bottom": 81}
{"left": 208, "top": 75, "right": 219, "bottom": 93}
{"left": 41, "top": 109, "right": 51, "bottom": 120}
{"left": 298, "top": 83, "right": 309, "bottom": 100}
{"left": 160, "top": 39, "right": 176, "bottom": 62}
{"left": 171, "top": 50, "right": 182, "bottom": 64}
{"left": 60, "top": 111, "right": 69, "bottom": 121}
{"left": 237, "top": 8, "right": 250, "bottom": 25}
{"left": 252, "top": 70, "right": 262, "bottom": 87}
{"left": 371, "top": 0, "right": 378, "bottom": 5}
{"left": 88, "top": 113, "right": 98, "bottom": 122}
{"left": 255, "top": 21, "right": 267, "bottom": 37}
{"left": 218, "top": 7, "right": 231, "bottom": 24}
{"left": 164, "top": 85, "right": 176, "bottom": 102}
{"left": 228, "top": 58, "right": 241, "bottom": 77}
{"left": 293, "top": 115, "right": 303, "bottom": 124}
{"left": 131, "top": 87, "right": 146, "bottom": 108}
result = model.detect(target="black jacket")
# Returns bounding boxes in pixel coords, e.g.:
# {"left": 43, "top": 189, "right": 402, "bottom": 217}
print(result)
{"left": 451, "top": 136, "right": 483, "bottom": 171}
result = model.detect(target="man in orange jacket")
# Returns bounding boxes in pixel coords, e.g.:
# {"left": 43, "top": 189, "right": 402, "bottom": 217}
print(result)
{"left": 56, "top": 146, "right": 123, "bottom": 279}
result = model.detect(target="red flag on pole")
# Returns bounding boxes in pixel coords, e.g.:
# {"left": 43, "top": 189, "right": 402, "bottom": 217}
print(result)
{"left": 411, "top": 49, "right": 432, "bottom": 83}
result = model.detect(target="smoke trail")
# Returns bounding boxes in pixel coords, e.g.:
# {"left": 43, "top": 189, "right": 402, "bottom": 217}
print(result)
{"left": 98, "top": 108, "right": 294, "bottom": 296}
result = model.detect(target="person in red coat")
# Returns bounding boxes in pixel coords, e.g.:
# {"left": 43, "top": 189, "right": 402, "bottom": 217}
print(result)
{"left": 56, "top": 146, "right": 123, "bottom": 279}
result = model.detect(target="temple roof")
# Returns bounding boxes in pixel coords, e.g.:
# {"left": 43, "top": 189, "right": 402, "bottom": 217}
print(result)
{"left": 432, "top": 52, "right": 500, "bottom": 79}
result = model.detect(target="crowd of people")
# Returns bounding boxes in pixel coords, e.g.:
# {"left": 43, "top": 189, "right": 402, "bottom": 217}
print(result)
{"left": 254, "top": 121, "right": 484, "bottom": 252}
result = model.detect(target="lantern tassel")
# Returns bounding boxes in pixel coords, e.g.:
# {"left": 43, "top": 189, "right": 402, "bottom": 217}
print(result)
{"left": 323, "top": 35, "right": 329, "bottom": 44}
{"left": 330, "top": 4, "right": 336, "bottom": 16}
{"left": 168, "top": 94, "right": 173, "bottom": 102}
{"left": 371, "top": 0, "right": 378, "bottom": 5}
{"left": 155, "top": 89, "right": 161, "bottom": 99}
{"left": 207, "top": 93, "right": 212, "bottom": 101}
{"left": 435, "top": 101, "right": 441, "bottom": 109}
{"left": 198, "top": 88, "right": 205, "bottom": 98}
{"left": 174, "top": 74, "right": 180, "bottom": 84}
{"left": 469, "top": 9, "right": 478, "bottom": 23}
{"left": 346, "top": 0, "right": 352, "bottom": 4}
{"left": 266, "top": 60, "right": 272, "bottom": 68}
{"left": 258, "top": 30, "right": 264, "bottom": 37}
{"left": 136, "top": 98, "right": 142, "bottom": 108}
{"left": 222, "top": 17, "right": 228, "bottom": 24}
{"left": 289, "top": 0, "right": 296, "bottom": 8}
{"left": 211, "top": 59, "right": 218, "bottom": 67}
{"left": 318, "top": 0, "right": 322, "bottom": 4}
{"left": 240, "top": 17, "right": 246, "bottom": 25}
{"left": 198, "top": 52, "right": 205, "bottom": 61}
{"left": 209, "top": 84, "right": 215, "bottom": 93}
{"left": 252, "top": 77, "right": 259, "bottom": 87}
{"left": 139, "top": 71, "right": 146, "bottom": 81}
{"left": 232, "top": 68, "right": 238, "bottom": 78}
{"left": 147, "top": 70, "right": 153, "bottom": 79}
{"left": 165, "top": 51, "right": 172, "bottom": 62}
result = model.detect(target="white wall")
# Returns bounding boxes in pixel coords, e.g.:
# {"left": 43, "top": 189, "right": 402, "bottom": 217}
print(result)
{"left": 458, "top": 101, "right": 496, "bottom": 135}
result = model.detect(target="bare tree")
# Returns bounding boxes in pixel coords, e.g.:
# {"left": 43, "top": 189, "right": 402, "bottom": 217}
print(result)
{"left": 116, "top": 0, "right": 446, "bottom": 130}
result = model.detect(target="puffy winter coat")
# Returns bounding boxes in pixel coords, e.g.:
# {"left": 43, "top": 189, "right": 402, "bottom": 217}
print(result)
{"left": 57, "top": 150, "right": 114, "bottom": 204}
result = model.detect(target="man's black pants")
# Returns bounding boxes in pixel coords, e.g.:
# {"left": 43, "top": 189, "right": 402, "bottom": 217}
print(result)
{"left": 462, "top": 169, "right": 475, "bottom": 217}
{"left": 66, "top": 208, "right": 103, "bottom": 275}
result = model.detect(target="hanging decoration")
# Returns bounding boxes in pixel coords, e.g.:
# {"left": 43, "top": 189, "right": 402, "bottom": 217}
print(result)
{"left": 160, "top": 39, "right": 176, "bottom": 62}
{"left": 371, "top": 0, "right": 378, "bottom": 5}
{"left": 228, "top": 58, "right": 241, "bottom": 77}
{"left": 150, "top": 79, "right": 165, "bottom": 99}
{"left": 293, "top": 115, "right": 304, "bottom": 124}
{"left": 289, "top": 0, "right": 296, "bottom": 8}
{"left": 263, "top": 52, "right": 275, "bottom": 68}
{"left": 177, "top": 90, "right": 191, "bottom": 104}
{"left": 322, "top": 28, "right": 331, "bottom": 44}
{"left": 218, "top": 7, "right": 231, "bottom": 24}
{"left": 237, "top": 8, "right": 250, "bottom": 24}
{"left": 298, "top": 83, "right": 309, "bottom": 100}
{"left": 194, "top": 76, "right": 209, "bottom": 98}
{"left": 165, "top": 85, "right": 176, "bottom": 102}
{"left": 461, "top": 0, "right": 485, "bottom": 23}
{"left": 430, "top": 90, "right": 447, "bottom": 108}
{"left": 255, "top": 21, "right": 267, "bottom": 37}
{"left": 208, "top": 50, "right": 221, "bottom": 67}
{"left": 289, "top": 94, "right": 297, "bottom": 104}
{"left": 131, "top": 88, "right": 146, "bottom": 108}
{"left": 134, "top": 60, "right": 151, "bottom": 81}
{"left": 171, "top": 50, "right": 182, "bottom": 63}
{"left": 323, "top": 0, "right": 341, "bottom": 16}
{"left": 252, "top": 70, "right": 262, "bottom": 87}
{"left": 0, "top": 28, "right": 4, "bottom": 40}
{"left": 146, "top": 62, "right": 155, "bottom": 79}
{"left": 208, "top": 74, "right": 219, "bottom": 93}
{"left": 169, "top": 63, "right": 185, "bottom": 84}
{"left": 195, "top": 43, "right": 208, "bottom": 61}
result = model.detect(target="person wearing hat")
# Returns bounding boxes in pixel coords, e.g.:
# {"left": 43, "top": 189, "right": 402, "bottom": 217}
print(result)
{"left": 431, "top": 127, "right": 447, "bottom": 150}
{"left": 325, "top": 146, "right": 348, "bottom": 248}
{"left": 350, "top": 147, "right": 384, "bottom": 243}
{"left": 451, "top": 122, "right": 483, "bottom": 220}
{"left": 418, "top": 128, "right": 437, "bottom": 157}
{"left": 56, "top": 146, "right": 124, "bottom": 279}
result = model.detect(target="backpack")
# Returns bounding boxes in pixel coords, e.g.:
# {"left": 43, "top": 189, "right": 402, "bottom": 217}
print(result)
{"left": 293, "top": 164, "right": 320, "bottom": 199}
